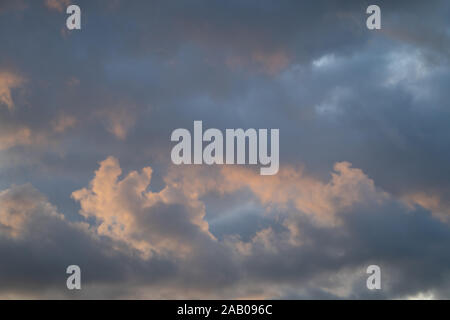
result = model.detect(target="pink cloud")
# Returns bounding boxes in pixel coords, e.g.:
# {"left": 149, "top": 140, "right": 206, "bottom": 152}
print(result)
{"left": 0, "top": 71, "right": 25, "bottom": 111}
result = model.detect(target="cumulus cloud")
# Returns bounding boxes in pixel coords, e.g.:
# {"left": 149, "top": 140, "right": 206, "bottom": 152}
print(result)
{"left": 0, "top": 182, "right": 173, "bottom": 298}
{"left": 71, "top": 158, "right": 387, "bottom": 247}
{"left": 71, "top": 156, "right": 214, "bottom": 257}
{"left": 1, "top": 0, "right": 450, "bottom": 299}
{"left": 1, "top": 159, "right": 450, "bottom": 299}
{"left": 0, "top": 184, "right": 63, "bottom": 238}
{"left": 162, "top": 161, "right": 388, "bottom": 226}
{"left": 224, "top": 162, "right": 388, "bottom": 226}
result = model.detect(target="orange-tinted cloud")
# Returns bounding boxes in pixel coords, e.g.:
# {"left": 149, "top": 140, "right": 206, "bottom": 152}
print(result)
{"left": 0, "top": 126, "right": 32, "bottom": 150}
{"left": 97, "top": 107, "right": 136, "bottom": 140}
{"left": 164, "top": 161, "right": 388, "bottom": 226}
{"left": 71, "top": 156, "right": 214, "bottom": 258}
{"left": 403, "top": 192, "right": 450, "bottom": 222}
{"left": 0, "top": 125, "right": 49, "bottom": 150}
{"left": 0, "top": 71, "right": 25, "bottom": 111}
{"left": 222, "top": 162, "right": 387, "bottom": 226}
{"left": 0, "top": 184, "right": 64, "bottom": 238}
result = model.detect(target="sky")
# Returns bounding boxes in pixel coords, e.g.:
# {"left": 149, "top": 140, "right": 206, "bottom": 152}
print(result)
{"left": 1, "top": 0, "right": 450, "bottom": 299}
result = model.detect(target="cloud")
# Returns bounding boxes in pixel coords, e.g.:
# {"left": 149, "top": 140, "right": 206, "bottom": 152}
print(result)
{"left": 0, "top": 182, "right": 175, "bottom": 298}
{"left": 2, "top": 159, "right": 450, "bottom": 299}
{"left": 403, "top": 192, "right": 450, "bottom": 223}
{"left": 226, "top": 50, "right": 291, "bottom": 75}
{"left": 96, "top": 107, "right": 136, "bottom": 140}
{"left": 0, "top": 126, "right": 32, "bottom": 150}
{"left": 52, "top": 114, "right": 77, "bottom": 133}
{"left": 252, "top": 50, "right": 291, "bottom": 75}
{"left": 71, "top": 156, "right": 214, "bottom": 257}
{"left": 0, "top": 183, "right": 63, "bottom": 238}
{"left": 0, "top": 71, "right": 24, "bottom": 111}
{"left": 0, "top": 0, "right": 28, "bottom": 13}
{"left": 163, "top": 161, "right": 388, "bottom": 226}
{"left": 44, "top": 0, "right": 70, "bottom": 12}
{"left": 2, "top": 0, "right": 450, "bottom": 299}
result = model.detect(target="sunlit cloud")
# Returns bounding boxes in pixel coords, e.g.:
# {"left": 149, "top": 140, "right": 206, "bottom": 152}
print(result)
{"left": 0, "top": 71, "right": 24, "bottom": 111}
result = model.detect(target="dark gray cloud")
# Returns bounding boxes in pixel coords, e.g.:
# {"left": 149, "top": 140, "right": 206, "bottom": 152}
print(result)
{"left": 1, "top": 0, "right": 450, "bottom": 299}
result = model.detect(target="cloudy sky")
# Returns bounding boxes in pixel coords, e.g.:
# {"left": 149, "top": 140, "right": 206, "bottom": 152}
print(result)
{"left": 1, "top": 0, "right": 450, "bottom": 299}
